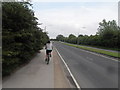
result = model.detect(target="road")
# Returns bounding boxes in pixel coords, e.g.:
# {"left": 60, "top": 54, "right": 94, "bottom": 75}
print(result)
{"left": 54, "top": 42, "right": 118, "bottom": 88}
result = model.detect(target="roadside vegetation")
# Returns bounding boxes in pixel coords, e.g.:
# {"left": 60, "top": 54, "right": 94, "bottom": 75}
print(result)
{"left": 2, "top": 2, "right": 49, "bottom": 76}
{"left": 64, "top": 43, "right": 120, "bottom": 58}
{"left": 56, "top": 20, "right": 120, "bottom": 58}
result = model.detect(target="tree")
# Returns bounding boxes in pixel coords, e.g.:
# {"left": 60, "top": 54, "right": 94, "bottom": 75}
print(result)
{"left": 2, "top": 2, "right": 49, "bottom": 76}
{"left": 78, "top": 34, "right": 83, "bottom": 37}
{"left": 56, "top": 19, "right": 119, "bottom": 50}
{"left": 97, "top": 19, "right": 119, "bottom": 47}
{"left": 68, "top": 34, "right": 76, "bottom": 39}
{"left": 56, "top": 34, "right": 65, "bottom": 41}
{"left": 67, "top": 34, "right": 77, "bottom": 44}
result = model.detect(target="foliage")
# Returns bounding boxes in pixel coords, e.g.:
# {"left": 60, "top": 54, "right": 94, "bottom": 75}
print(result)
{"left": 56, "top": 34, "right": 65, "bottom": 41}
{"left": 64, "top": 43, "right": 120, "bottom": 58}
{"left": 56, "top": 19, "right": 120, "bottom": 50}
{"left": 2, "top": 2, "right": 49, "bottom": 76}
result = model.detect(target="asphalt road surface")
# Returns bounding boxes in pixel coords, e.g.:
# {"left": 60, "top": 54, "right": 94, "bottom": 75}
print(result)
{"left": 53, "top": 42, "right": 118, "bottom": 88}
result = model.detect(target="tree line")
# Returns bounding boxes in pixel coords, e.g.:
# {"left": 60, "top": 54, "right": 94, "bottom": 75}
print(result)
{"left": 56, "top": 19, "right": 120, "bottom": 50}
{"left": 2, "top": 2, "right": 49, "bottom": 76}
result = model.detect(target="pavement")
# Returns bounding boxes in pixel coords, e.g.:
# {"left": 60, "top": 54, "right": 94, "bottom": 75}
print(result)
{"left": 2, "top": 47, "right": 71, "bottom": 88}
{"left": 53, "top": 48, "right": 71, "bottom": 88}
{"left": 54, "top": 42, "right": 118, "bottom": 88}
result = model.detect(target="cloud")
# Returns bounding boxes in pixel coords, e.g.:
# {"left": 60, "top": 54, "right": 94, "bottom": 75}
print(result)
{"left": 33, "top": 2, "right": 117, "bottom": 38}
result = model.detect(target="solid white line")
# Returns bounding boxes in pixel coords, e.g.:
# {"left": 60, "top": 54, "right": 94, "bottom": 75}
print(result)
{"left": 55, "top": 48, "right": 81, "bottom": 89}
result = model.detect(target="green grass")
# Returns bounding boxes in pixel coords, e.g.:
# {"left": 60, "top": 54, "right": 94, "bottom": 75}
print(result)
{"left": 79, "top": 44, "right": 120, "bottom": 51}
{"left": 63, "top": 43, "right": 120, "bottom": 58}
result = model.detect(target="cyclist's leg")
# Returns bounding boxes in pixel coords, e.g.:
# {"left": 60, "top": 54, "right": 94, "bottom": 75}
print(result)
{"left": 46, "top": 51, "right": 49, "bottom": 64}
{"left": 47, "top": 50, "right": 51, "bottom": 56}
{"left": 45, "top": 50, "right": 48, "bottom": 61}
{"left": 49, "top": 50, "right": 52, "bottom": 57}
{"left": 47, "top": 50, "right": 52, "bottom": 64}
{"left": 50, "top": 52, "right": 51, "bottom": 57}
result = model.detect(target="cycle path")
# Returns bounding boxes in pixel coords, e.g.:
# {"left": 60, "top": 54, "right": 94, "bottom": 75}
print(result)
{"left": 3, "top": 48, "right": 70, "bottom": 88}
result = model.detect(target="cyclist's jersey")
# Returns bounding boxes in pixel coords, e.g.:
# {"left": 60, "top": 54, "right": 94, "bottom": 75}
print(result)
{"left": 46, "top": 43, "right": 53, "bottom": 50}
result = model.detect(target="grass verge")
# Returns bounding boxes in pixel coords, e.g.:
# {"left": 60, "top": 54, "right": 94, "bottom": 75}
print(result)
{"left": 80, "top": 45, "right": 120, "bottom": 51}
{"left": 63, "top": 43, "right": 120, "bottom": 58}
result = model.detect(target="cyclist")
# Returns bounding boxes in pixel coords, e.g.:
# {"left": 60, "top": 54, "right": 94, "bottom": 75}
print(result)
{"left": 45, "top": 40, "right": 53, "bottom": 63}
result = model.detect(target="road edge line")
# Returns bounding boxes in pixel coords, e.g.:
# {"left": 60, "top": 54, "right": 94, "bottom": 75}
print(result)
{"left": 55, "top": 48, "right": 81, "bottom": 89}
{"left": 62, "top": 42, "right": 119, "bottom": 62}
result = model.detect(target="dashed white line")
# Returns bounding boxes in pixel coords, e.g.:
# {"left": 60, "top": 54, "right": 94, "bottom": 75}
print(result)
{"left": 55, "top": 48, "right": 81, "bottom": 89}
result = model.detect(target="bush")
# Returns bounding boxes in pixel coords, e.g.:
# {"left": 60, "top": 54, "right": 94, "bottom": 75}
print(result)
{"left": 2, "top": 2, "right": 49, "bottom": 76}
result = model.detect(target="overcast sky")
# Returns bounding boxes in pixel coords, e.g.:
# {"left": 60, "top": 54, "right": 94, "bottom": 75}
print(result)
{"left": 32, "top": 0, "right": 118, "bottom": 39}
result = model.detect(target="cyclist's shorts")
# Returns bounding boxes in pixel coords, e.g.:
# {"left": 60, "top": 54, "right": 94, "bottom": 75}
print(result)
{"left": 46, "top": 50, "right": 52, "bottom": 55}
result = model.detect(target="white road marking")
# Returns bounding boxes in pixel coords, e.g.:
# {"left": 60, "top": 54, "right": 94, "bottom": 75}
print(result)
{"left": 55, "top": 48, "right": 81, "bottom": 89}
{"left": 86, "top": 57, "right": 93, "bottom": 61}
{"left": 62, "top": 42, "right": 119, "bottom": 62}
{"left": 79, "top": 49, "right": 119, "bottom": 62}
